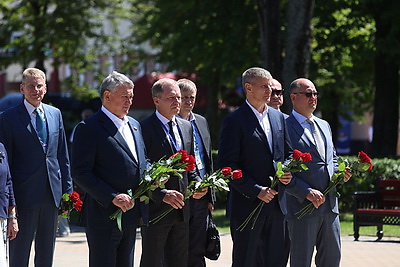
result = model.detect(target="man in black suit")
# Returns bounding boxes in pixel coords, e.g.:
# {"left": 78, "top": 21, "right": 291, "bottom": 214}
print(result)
{"left": 218, "top": 67, "right": 292, "bottom": 267}
{"left": 177, "top": 78, "right": 215, "bottom": 267}
{"left": 140, "top": 78, "right": 199, "bottom": 267}
{"left": 71, "top": 71, "right": 148, "bottom": 267}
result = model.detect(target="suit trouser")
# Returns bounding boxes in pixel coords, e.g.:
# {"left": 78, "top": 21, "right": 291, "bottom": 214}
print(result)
{"left": 287, "top": 211, "right": 341, "bottom": 267}
{"left": 230, "top": 200, "right": 290, "bottom": 267}
{"left": 86, "top": 224, "right": 137, "bottom": 267}
{"left": 9, "top": 203, "right": 58, "bottom": 267}
{"left": 140, "top": 212, "right": 189, "bottom": 267}
{"left": 188, "top": 197, "right": 209, "bottom": 267}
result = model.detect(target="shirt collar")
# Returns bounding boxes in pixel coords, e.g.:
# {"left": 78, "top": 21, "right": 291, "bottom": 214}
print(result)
{"left": 101, "top": 106, "right": 128, "bottom": 126}
{"left": 177, "top": 112, "right": 195, "bottom": 122}
{"left": 292, "top": 109, "right": 315, "bottom": 125}
{"left": 156, "top": 110, "right": 176, "bottom": 125}
{"left": 24, "top": 99, "right": 43, "bottom": 115}
{"left": 246, "top": 100, "right": 268, "bottom": 117}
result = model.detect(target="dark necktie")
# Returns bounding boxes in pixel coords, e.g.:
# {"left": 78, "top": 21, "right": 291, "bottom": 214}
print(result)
{"left": 306, "top": 118, "right": 325, "bottom": 160}
{"left": 35, "top": 108, "right": 48, "bottom": 147}
{"left": 168, "top": 120, "right": 176, "bottom": 144}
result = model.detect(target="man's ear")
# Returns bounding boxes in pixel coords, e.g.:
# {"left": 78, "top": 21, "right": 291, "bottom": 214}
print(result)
{"left": 153, "top": 97, "right": 159, "bottom": 106}
{"left": 244, "top": 82, "right": 251, "bottom": 94}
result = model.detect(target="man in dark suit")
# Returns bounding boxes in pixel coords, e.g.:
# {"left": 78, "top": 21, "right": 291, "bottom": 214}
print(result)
{"left": 71, "top": 71, "right": 148, "bottom": 267}
{"left": 218, "top": 67, "right": 292, "bottom": 267}
{"left": 177, "top": 78, "right": 215, "bottom": 267}
{"left": 285, "top": 78, "right": 351, "bottom": 267}
{"left": 140, "top": 78, "right": 198, "bottom": 267}
{"left": 268, "top": 79, "right": 288, "bottom": 118}
{"left": 0, "top": 67, "right": 73, "bottom": 267}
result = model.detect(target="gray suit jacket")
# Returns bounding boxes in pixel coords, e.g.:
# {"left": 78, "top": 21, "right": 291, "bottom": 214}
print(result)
{"left": 0, "top": 102, "right": 72, "bottom": 208}
{"left": 285, "top": 114, "right": 339, "bottom": 220}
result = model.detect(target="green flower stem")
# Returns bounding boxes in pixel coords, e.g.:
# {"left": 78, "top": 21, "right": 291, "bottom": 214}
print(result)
{"left": 236, "top": 201, "right": 264, "bottom": 232}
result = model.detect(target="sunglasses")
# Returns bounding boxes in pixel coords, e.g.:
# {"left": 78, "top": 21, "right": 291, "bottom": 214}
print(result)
{"left": 292, "top": 91, "right": 319, "bottom": 98}
{"left": 271, "top": 90, "right": 284, "bottom": 96}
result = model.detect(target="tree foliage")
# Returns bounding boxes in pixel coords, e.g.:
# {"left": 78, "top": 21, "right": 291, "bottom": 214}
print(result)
{"left": 0, "top": 0, "right": 126, "bottom": 100}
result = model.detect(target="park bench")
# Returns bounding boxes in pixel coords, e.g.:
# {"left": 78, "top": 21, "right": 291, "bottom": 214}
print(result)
{"left": 353, "top": 178, "right": 400, "bottom": 241}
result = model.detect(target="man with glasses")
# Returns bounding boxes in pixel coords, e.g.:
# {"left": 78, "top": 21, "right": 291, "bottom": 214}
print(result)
{"left": 267, "top": 79, "right": 288, "bottom": 117}
{"left": 218, "top": 67, "right": 292, "bottom": 266}
{"left": 285, "top": 78, "right": 352, "bottom": 267}
{"left": 140, "top": 78, "right": 196, "bottom": 267}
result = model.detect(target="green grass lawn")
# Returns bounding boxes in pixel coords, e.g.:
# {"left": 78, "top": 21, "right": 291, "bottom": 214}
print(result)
{"left": 213, "top": 209, "right": 400, "bottom": 238}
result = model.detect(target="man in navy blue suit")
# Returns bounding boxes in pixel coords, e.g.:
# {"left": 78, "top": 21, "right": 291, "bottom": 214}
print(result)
{"left": 285, "top": 78, "right": 352, "bottom": 267}
{"left": 71, "top": 71, "right": 148, "bottom": 267}
{"left": 218, "top": 67, "right": 292, "bottom": 267}
{"left": 0, "top": 67, "right": 73, "bottom": 267}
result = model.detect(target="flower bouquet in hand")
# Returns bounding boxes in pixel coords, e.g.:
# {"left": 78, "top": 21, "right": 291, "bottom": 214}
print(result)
{"left": 59, "top": 191, "right": 83, "bottom": 219}
{"left": 149, "top": 167, "right": 236, "bottom": 224}
{"left": 110, "top": 150, "right": 196, "bottom": 230}
{"left": 296, "top": 151, "right": 373, "bottom": 219}
{"left": 237, "top": 150, "right": 312, "bottom": 231}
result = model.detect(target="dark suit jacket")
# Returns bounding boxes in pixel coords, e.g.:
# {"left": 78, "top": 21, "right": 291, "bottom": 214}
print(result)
{"left": 0, "top": 102, "right": 72, "bottom": 208}
{"left": 285, "top": 114, "right": 339, "bottom": 220}
{"left": 0, "top": 143, "right": 15, "bottom": 219}
{"left": 140, "top": 112, "right": 195, "bottom": 222}
{"left": 218, "top": 104, "right": 292, "bottom": 223}
{"left": 71, "top": 110, "right": 148, "bottom": 228}
{"left": 193, "top": 113, "right": 215, "bottom": 203}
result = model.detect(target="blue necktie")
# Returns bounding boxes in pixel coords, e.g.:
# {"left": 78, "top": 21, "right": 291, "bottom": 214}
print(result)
{"left": 191, "top": 121, "right": 206, "bottom": 178}
{"left": 35, "top": 108, "right": 47, "bottom": 147}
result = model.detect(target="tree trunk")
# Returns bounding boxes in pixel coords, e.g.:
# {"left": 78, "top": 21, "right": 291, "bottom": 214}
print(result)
{"left": 257, "top": 0, "right": 282, "bottom": 79}
{"left": 371, "top": 14, "right": 399, "bottom": 157}
{"left": 281, "top": 0, "right": 315, "bottom": 114}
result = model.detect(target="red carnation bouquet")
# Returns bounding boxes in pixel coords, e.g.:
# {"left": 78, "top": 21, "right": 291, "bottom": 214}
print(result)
{"left": 150, "top": 167, "right": 237, "bottom": 224}
{"left": 110, "top": 150, "right": 196, "bottom": 230}
{"left": 237, "top": 150, "right": 311, "bottom": 231}
{"left": 59, "top": 191, "right": 83, "bottom": 219}
{"left": 296, "top": 151, "right": 373, "bottom": 219}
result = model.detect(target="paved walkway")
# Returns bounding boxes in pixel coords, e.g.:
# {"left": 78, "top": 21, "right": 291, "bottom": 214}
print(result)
{"left": 29, "top": 225, "right": 400, "bottom": 266}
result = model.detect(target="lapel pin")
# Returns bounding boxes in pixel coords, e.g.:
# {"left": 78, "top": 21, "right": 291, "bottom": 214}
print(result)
{"left": 133, "top": 127, "right": 138, "bottom": 131}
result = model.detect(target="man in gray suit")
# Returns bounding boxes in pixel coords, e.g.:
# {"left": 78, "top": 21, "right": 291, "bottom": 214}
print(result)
{"left": 0, "top": 68, "right": 72, "bottom": 267}
{"left": 177, "top": 78, "right": 215, "bottom": 266}
{"left": 285, "top": 78, "right": 351, "bottom": 267}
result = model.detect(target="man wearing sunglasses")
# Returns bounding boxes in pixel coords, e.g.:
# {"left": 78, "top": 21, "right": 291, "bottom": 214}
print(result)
{"left": 267, "top": 79, "right": 288, "bottom": 118}
{"left": 284, "top": 78, "right": 352, "bottom": 267}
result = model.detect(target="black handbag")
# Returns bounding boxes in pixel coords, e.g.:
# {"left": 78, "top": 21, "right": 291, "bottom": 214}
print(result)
{"left": 205, "top": 212, "right": 221, "bottom": 260}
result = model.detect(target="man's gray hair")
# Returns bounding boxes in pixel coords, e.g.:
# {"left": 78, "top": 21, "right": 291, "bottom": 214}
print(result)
{"left": 22, "top": 68, "right": 46, "bottom": 83}
{"left": 100, "top": 71, "right": 134, "bottom": 100}
{"left": 242, "top": 67, "right": 272, "bottom": 89}
{"left": 151, "top": 78, "right": 178, "bottom": 98}
{"left": 177, "top": 78, "right": 197, "bottom": 93}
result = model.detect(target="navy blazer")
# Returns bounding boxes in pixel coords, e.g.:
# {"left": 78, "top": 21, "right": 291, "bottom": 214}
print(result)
{"left": 140, "top": 112, "right": 195, "bottom": 222}
{"left": 0, "top": 102, "right": 72, "bottom": 208}
{"left": 71, "top": 110, "right": 148, "bottom": 228}
{"left": 218, "top": 104, "right": 292, "bottom": 222}
{"left": 0, "top": 143, "right": 15, "bottom": 219}
{"left": 285, "top": 114, "right": 339, "bottom": 220}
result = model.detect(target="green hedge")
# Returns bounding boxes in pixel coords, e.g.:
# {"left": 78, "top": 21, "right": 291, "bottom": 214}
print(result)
{"left": 338, "top": 156, "right": 400, "bottom": 213}
{"left": 212, "top": 152, "right": 400, "bottom": 213}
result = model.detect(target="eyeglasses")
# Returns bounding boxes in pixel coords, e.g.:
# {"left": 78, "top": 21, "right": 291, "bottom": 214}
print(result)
{"left": 292, "top": 91, "right": 319, "bottom": 98}
{"left": 271, "top": 90, "right": 284, "bottom": 96}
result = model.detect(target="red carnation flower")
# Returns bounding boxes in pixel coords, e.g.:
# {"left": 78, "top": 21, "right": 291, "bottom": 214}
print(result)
{"left": 232, "top": 169, "right": 243, "bottom": 179}
{"left": 69, "top": 191, "right": 80, "bottom": 202}
{"left": 301, "top": 152, "right": 312, "bottom": 162}
{"left": 358, "top": 151, "right": 371, "bottom": 164}
{"left": 293, "top": 150, "right": 302, "bottom": 160}
{"left": 74, "top": 200, "right": 83, "bottom": 211}
{"left": 221, "top": 167, "right": 232, "bottom": 176}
